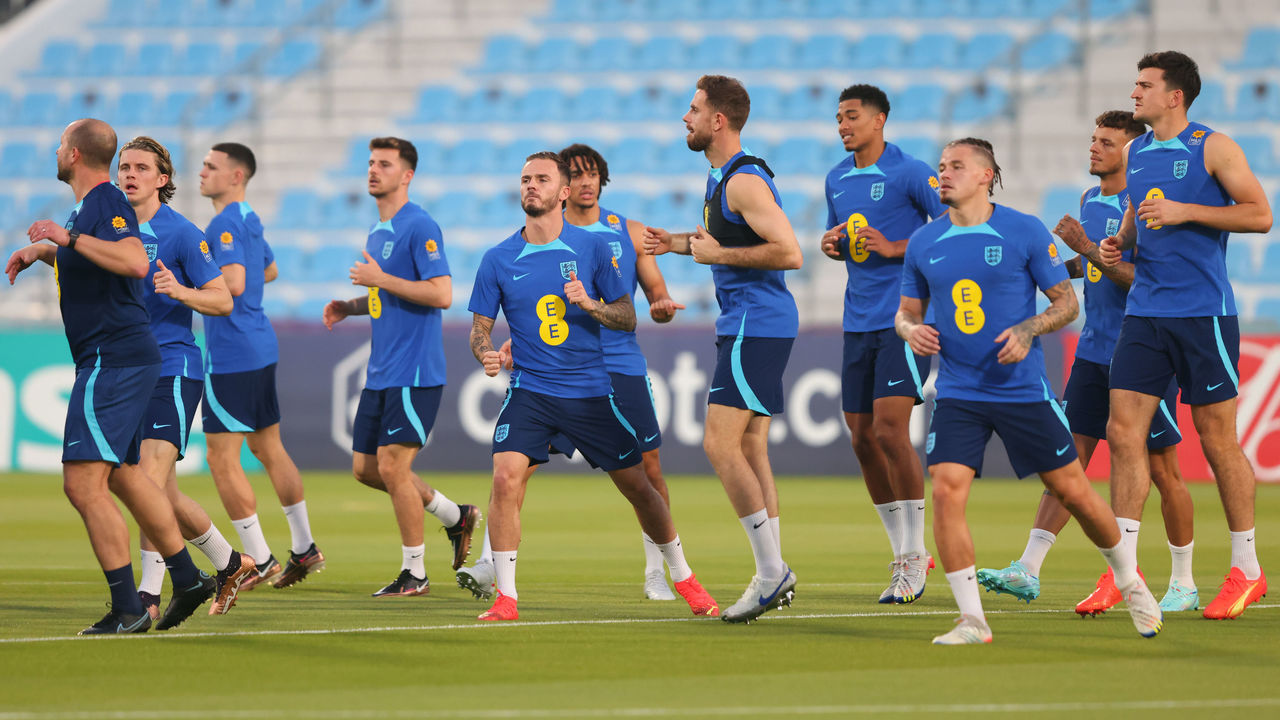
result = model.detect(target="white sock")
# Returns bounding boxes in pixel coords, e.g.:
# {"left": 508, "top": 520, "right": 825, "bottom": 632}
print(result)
{"left": 945, "top": 566, "right": 985, "bottom": 621}
{"left": 190, "top": 524, "right": 234, "bottom": 571}
{"left": 493, "top": 550, "right": 517, "bottom": 599}
{"left": 657, "top": 536, "right": 693, "bottom": 583}
{"left": 1098, "top": 540, "right": 1139, "bottom": 591}
{"left": 402, "top": 544, "right": 426, "bottom": 580}
{"left": 281, "top": 501, "right": 315, "bottom": 555}
{"left": 139, "top": 550, "right": 166, "bottom": 595}
{"left": 874, "top": 501, "right": 905, "bottom": 559}
{"left": 1018, "top": 529, "right": 1057, "bottom": 578}
{"left": 425, "top": 490, "right": 462, "bottom": 528}
{"left": 1117, "top": 516, "right": 1141, "bottom": 559}
{"left": 479, "top": 524, "right": 493, "bottom": 564}
{"left": 770, "top": 516, "right": 781, "bottom": 555}
{"left": 903, "top": 498, "right": 927, "bottom": 557}
{"left": 641, "top": 533, "right": 665, "bottom": 574}
{"left": 740, "top": 509, "right": 784, "bottom": 579}
{"left": 1230, "top": 528, "right": 1262, "bottom": 579}
{"left": 232, "top": 514, "right": 272, "bottom": 564}
{"left": 1169, "top": 540, "right": 1195, "bottom": 586}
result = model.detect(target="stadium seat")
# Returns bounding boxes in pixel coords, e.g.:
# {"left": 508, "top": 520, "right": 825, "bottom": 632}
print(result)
{"left": 321, "top": 193, "right": 372, "bottom": 229}
{"left": 957, "top": 32, "right": 1014, "bottom": 70}
{"left": 914, "top": 0, "right": 967, "bottom": 17}
{"left": 134, "top": 42, "right": 176, "bottom": 75}
{"left": 686, "top": 34, "right": 742, "bottom": 70}
{"left": 903, "top": 32, "right": 958, "bottom": 69}
{"left": 96, "top": 0, "right": 150, "bottom": 26}
{"left": 334, "top": 0, "right": 388, "bottom": 28}
{"left": 1236, "top": 135, "right": 1277, "bottom": 175}
{"left": 0, "top": 194, "right": 17, "bottom": 229}
{"left": 0, "top": 90, "right": 10, "bottom": 126}
{"left": 197, "top": 88, "right": 254, "bottom": 127}
{"left": 82, "top": 42, "right": 129, "bottom": 78}
{"left": 528, "top": 37, "right": 579, "bottom": 72}
{"left": 780, "top": 83, "right": 835, "bottom": 121}
{"left": 1090, "top": 0, "right": 1138, "bottom": 19}
{"left": 13, "top": 93, "right": 63, "bottom": 127}
{"left": 1040, "top": 185, "right": 1083, "bottom": 225}
{"left": 441, "top": 138, "right": 500, "bottom": 175}
{"left": 1262, "top": 240, "right": 1280, "bottom": 276}
{"left": 970, "top": 0, "right": 1020, "bottom": 18}
{"left": 31, "top": 41, "right": 80, "bottom": 77}
{"left": 1228, "top": 28, "right": 1280, "bottom": 69}
{"left": 634, "top": 36, "right": 686, "bottom": 70}
{"left": 893, "top": 83, "right": 946, "bottom": 122}
{"left": 895, "top": 136, "right": 940, "bottom": 165}
{"left": 610, "top": 137, "right": 658, "bottom": 175}
{"left": 617, "top": 85, "right": 679, "bottom": 121}
{"left": 407, "top": 86, "right": 459, "bottom": 124}
{"left": 274, "top": 189, "right": 321, "bottom": 229}
{"left": 426, "top": 190, "right": 478, "bottom": 229}
{"left": 513, "top": 86, "right": 569, "bottom": 122}
{"left": 152, "top": 90, "right": 198, "bottom": 125}
{"left": 767, "top": 137, "right": 825, "bottom": 176}
{"left": 479, "top": 35, "right": 526, "bottom": 73}
{"left": 849, "top": 33, "right": 904, "bottom": 69}
{"left": 64, "top": 89, "right": 114, "bottom": 121}
{"left": 1020, "top": 32, "right": 1075, "bottom": 71}
{"left": 0, "top": 143, "right": 42, "bottom": 179}
{"left": 1231, "top": 81, "right": 1279, "bottom": 122}
{"left": 265, "top": 40, "right": 321, "bottom": 77}
{"left": 739, "top": 34, "right": 795, "bottom": 70}
{"left": 747, "top": 83, "right": 784, "bottom": 120}
{"left": 1024, "top": 0, "right": 1072, "bottom": 19}
{"left": 564, "top": 85, "right": 622, "bottom": 122}
{"left": 182, "top": 43, "right": 226, "bottom": 76}
{"left": 1190, "top": 82, "right": 1225, "bottom": 122}
{"left": 581, "top": 37, "right": 633, "bottom": 71}
{"left": 1225, "top": 240, "right": 1257, "bottom": 281}
{"left": 950, "top": 83, "right": 1008, "bottom": 123}
{"left": 1254, "top": 296, "right": 1280, "bottom": 325}
{"left": 457, "top": 87, "right": 515, "bottom": 123}
{"left": 108, "top": 91, "right": 156, "bottom": 127}
{"left": 793, "top": 34, "right": 849, "bottom": 69}
{"left": 244, "top": 0, "right": 300, "bottom": 27}
{"left": 233, "top": 41, "right": 266, "bottom": 68}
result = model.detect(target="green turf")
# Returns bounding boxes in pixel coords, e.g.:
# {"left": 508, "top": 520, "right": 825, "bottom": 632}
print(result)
{"left": 0, "top": 472, "right": 1276, "bottom": 718}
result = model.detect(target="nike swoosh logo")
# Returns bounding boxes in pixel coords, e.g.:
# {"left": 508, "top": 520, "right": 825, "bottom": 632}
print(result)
{"left": 752, "top": 520, "right": 767, "bottom": 529}
{"left": 644, "top": 433, "right": 659, "bottom": 443}
{"left": 965, "top": 575, "right": 975, "bottom": 582}
{"left": 152, "top": 423, "right": 171, "bottom": 429}
{"left": 1125, "top": 528, "right": 1138, "bottom": 533}
{"left": 66, "top": 440, "right": 80, "bottom": 446}
{"left": 1130, "top": 167, "right": 1143, "bottom": 174}
{"left": 709, "top": 387, "right": 724, "bottom": 392}
{"left": 887, "top": 379, "right": 905, "bottom": 386}
{"left": 619, "top": 449, "right": 634, "bottom": 460}
{"left": 1207, "top": 382, "right": 1224, "bottom": 391}
{"left": 757, "top": 571, "right": 792, "bottom": 607}
{"left": 887, "top": 507, "right": 900, "bottom": 512}
{"left": 929, "top": 256, "right": 945, "bottom": 264}
{"left": 1150, "top": 430, "right": 1166, "bottom": 438}
{"left": 410, "top": 554, "right": 423, "bottom": 559}
{"left": 108, "top": 580, "right": 122, "bottom": 587}
{"left": 916, "top": 506, "right": 924, "bottom": 511}
{"left": 1055, "top": 445, "right": 1070, "bottom": 456}
{"left": 387, "top": 427, "right": 404, "bottom": 435}
{"left": 240, "top": 523, "right": 253, "bottom": 530}
{"left": 508, "top": 557, "right": 517, "bottom": 562}
{"left": 833, "top": 191, "right": 845, "bottom": 198}
{"left": 513, "top": 273, "right": 530, "bottom": 281}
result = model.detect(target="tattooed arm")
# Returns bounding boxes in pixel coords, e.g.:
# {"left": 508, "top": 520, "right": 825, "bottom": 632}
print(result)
{"left": 471, "top": 313, "right": 503, "bottom": 376}
{"left": 994, "top": 279, "right": 1078, "bottom": 365}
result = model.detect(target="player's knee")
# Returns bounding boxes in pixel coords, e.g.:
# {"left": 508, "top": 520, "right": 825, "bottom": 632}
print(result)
{"left": 871, "top": 417, "right": 909, "bottom": 452}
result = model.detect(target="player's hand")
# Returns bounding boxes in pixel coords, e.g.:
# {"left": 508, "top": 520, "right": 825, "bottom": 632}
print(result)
{"left": 820, "top": 224, "right": 846, "bottom": 260}
{"left": 349, "top": 250, "right": 385, "bottom": 287}
{"left": 1098, "top": 236, "right": 1123, "bottom": 267}
{"left": 322, "top": 299, "right": 350, "bottom": 330}
{"left": 1137, "top": 196, "right": 1190, "bottom": 229}
{"left": 643, "top": 226, "right": 672, "bottom": 256}
{"left": 689, "top": 225, "right": 723, "bottom": 265}
{"left": 5, "top": 246, "right": 40, "bottom": 284}
{"left": 481, "top": 350, "right": 503, "bottom": 377}
{"left": 648, "top": 296, "right": 685, "bottom": 323}
{"left": 152, "top": 259, "right": 185, "bottom": 301}
{"left": 1053, "top": 215, "right": 1092, "bottom": 255}
{"left": 27, "top": 219, "right": 70, "bottom": 247}
{"left": 857, "top": 225, "right": 899, "bottom": 258}
{"left": 994, "top": 325, "right": 1033, "bottom": 365}
{"left": 563, "top": 270, "right": 594, "bottom": 309}
{"left": 903, "top": 323, "right": 940, "bottom": 356}
{"left": 499, "top": 338, "right": 515, "bottom": 370}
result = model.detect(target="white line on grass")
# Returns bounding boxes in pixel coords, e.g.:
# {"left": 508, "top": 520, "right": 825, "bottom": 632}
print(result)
{"left": 2, "top": 698, "right": 1280, "bottom": 718}
{"left": 2, "top": 603, "right": 1276, "bottom": 645}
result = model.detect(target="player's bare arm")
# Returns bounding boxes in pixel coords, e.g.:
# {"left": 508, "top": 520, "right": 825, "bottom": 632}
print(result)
{"left": 1055, "top": 214, "right": 1134, "bottom": 287}
{"left": 895, "top": 295, "right": 939, "bottom": 356}
{"left": 564, "top": 270, "right": 636, "bottom": 332}
{"left": 5, "top": 244, "right": 57, "bottom": 284}
{"left": 154, "top": 264, "right": 233, "bottom": 316}
{"left": 643, "top": 226, "right": 692, "bottom": 256}
{"left": 708, "top": 173, "right": 802, "bottom": 270}
{"left": 27, "top": 220, "right": 148, "bottom": 279}
{"left": 1166, "top": 132, "right": 1273, "bottom": 233}
{"left": 629, "top": 219, "right": 684, "bottom": 323}
{"left": 995, "top": 279, "right": 1078, "bottom": 365}
{"left": 470, "top": 313, "right": 502, "bottom": 376}
{"left": 857, "top": 225, "right": 908, "bottom": 259}
{"left": 819, "top": 223, "right": 846, "bottom": 261}
{"left": 349, "top": 249, "right": 452, "bottom": 309}
{"left": 322, "top": 296, "right": 369, "bottom": 330}
{"left": 222, "top": 262, "right": 246, "bottom": 296}
{"left": 264, "top": 261, "right": 278, "bottom": 283}
{"left": 1099, "top": 205, "right": 1138, "bottom": 266}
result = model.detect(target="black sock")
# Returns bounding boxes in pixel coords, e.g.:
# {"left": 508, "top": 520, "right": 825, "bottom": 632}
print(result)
{"left": 104, "top": 564, "right": 144, "bottom": 615}
{"left": 164, "top": 548, "right": 200, "bottom": 588}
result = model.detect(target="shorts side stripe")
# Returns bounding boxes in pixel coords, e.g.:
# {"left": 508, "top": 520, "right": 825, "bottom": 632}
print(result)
{"left": 402, "top": 387, "right": 426, "bottom": 445}
{"left": 1212, "top": 317, "right": 1240, "bottom": 391}
{"left": 1042, "top": 378, "right": 1071, "bottom": 431}
{"left": 203, "top": 376, "right": 253, "bottom": 433}
{"left": 84, "top": 353, "right": 119, "bottom": 464}
{"left": 608, "top": 393, "right": 637, "bottom": 438}
{"left": 1157, "top": 400, "right": 1182, "bottom": 440}
{"left": 173, "top": 376, "right": 187, "bottom": 452}
{"left": 903, "top": 340, "right": 924, "bottom": 398}
{"left": 731, "top": 316, "right": 770, "bottom": 416}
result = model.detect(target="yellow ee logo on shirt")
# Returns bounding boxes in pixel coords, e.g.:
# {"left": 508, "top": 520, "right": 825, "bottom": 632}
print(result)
{"left": 951, "top": 279, "right": 985, "bottom": 334}
{"left": 846, "top": 213, "right": 870, "bottom": 263}
{"left": 368, "top": 287, "right": 382, "bottom": 319}
{"left": 1145, "top": 188, "right": 1164, "bottom": 230}
{"left": 1087, "top": 261, "right": 1102, "bottom": 283}
{"left": 536, "top": 294, "right": 569, "bottom": 346}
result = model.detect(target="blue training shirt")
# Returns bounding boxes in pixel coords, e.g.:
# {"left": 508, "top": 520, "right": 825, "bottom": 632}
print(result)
{"left": 364, "top": 202, "right": 450, "bottom": 390}
{"left": 1075, "top": 186, "right": 1133, "bottom": 366}
{"left": 1124, "top": 122, "right": 1236, "bottom": 318}
{"left": 468, "top": 222, "right": 627, "bottom": 399}
{"left": 901, "top": 204, "right": 1069, "bottom": 402}
{"left": 574, "top": 206, "right": 647, "bottom": 376}
{"left": 141, "top": 204, "right": 222, "bottom": 380}
{"left": 705, "top": 151, "right": 799, "bottom": 339}
{"left": 56, "top": 182, "right": 160, "bottom": 369}
{"left": 202, "top": 201, "right": 278, "bottom": 374}
{"left": 825, "top": 142, "right": 946, "bottom": 332}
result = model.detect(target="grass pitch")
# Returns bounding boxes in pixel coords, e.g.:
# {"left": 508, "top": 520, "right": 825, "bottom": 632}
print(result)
{"left": 0, "top": 471, "right": 1277, "bottom": 718}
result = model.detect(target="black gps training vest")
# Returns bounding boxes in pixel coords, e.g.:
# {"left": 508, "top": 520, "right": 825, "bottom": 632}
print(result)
{"left": 704, "top": 155, "right": 774, "bottom": 248}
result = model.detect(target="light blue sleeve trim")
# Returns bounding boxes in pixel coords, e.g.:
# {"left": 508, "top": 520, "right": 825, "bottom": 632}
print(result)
{"left": 84, "top": 353, "right": 120, "bottom": 464}
{"left": 203, "top": 375, "right": 253, "bottom": 432}
{"left": 402, "top": 387, "right": 426, "bottom": 445}
{"left": 730, "top": 315, "right": 770, "bottom": 416}
{"left": 1212, "top": 317, "right": 1240, "bottom": 391}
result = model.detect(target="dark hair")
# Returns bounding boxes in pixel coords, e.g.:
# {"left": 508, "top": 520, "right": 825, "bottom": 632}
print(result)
{"left": 524, "top": 150, "right": 570, "bottom": 185}
{"left": 120, "top": 135, "right": 177, "bottom": 204}
{"left": 558, "top": 143, "right": 609, "bottom": 188}
{"left": 696, "top": 74, "right": 751, "bottom": 132}
{"left": 838, "top": 84, "right": 891, "bottom": 117}
{"left": 67, "top": 118, "right": 117, "bottom": 170}
{"left": 211, "top": 142, "right": 256, "bottom": 180}
{"left": 1137, "top": 51, "right": 1201, "bottom": 109}
{"left": 945, "top": 137, "right": 1003, "bottom": 197}
{"left": 1094, "top": 110, "right": 1146, "bottom": 140}
{"left": 369, "top": 136, "right": 418, "bottom": 171}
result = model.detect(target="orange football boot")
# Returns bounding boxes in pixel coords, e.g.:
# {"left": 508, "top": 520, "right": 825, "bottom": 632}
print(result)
{"left": 1203, "top": 567, "right": 1267, "bottom": 620}
{"left": 674, "top": 574, "right": 720, "bottom": 617}
{"left": 478, "top": 592, "right": 519, "bottom": 621}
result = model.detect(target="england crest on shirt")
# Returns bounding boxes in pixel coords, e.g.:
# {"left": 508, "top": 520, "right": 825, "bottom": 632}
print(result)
{"left": 1106, "top": 218, "right": 1120, "bottom": 236}
{"left": 985, "top": 245, "right": 1002, "bottom": 266}
{"left": 381, "top": 240, "right": 394, "bottom": 259}
{"left": 1173, "top": 160, "right": 1188, "bottom": 179}
{"left": 560, "top": 260, "right": 578, "bottom": 280}
{"left": 609, "top": 240, "right": 622, "bottom": 259}
{"left": 870, "top": 182, "right": 885, "bottom": 201}
{"left": 144, "top": 243, "right": 158, "bottom": 262}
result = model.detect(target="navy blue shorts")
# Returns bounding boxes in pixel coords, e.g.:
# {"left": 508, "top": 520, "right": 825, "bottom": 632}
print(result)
{"left": 1063, "top": 357, "right": 1181, "bottom": 450}
{"left": 493, "top": 388, "right": 641, "bottom": 472}
{"left": 202, "top": 364, "right": 281, "bottom": 433}
{"left": 927, "top": 397, "right": 1078, "bottom": 479}
{"left": 1111, "top": 316, "right": 1240, "bottom": 406}
{"left": 352, "top": 386, "right": 444, "bottom": 455}
{"left": 143, "top": 376, "right": 204, "bottom": 459}
{"left": 64, "top": 362, "right": 160, "bottom": 467}
{"left": 709, "top": 336, "right": 793, "bottom": 415}
{"left": 841, "top": 328, "right": 930, "bottom": 413}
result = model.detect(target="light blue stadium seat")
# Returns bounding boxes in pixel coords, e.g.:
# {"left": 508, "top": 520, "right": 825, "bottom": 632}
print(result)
{"left": 268, "top": 246, "right": 308, "bottom": 281}
{"left": 0, "top": 194, "right": 17, "bottom": 230}
{"left": 1254, "top": 297, "right": 1280, "bottom": 326}
{"left": 182, "top": 43, "right": 226, "bottom": 75}
{"left": 903, "top": 32, "right": 958, "bottom": 69}
{"left": 0, "top": 143, "right": 42, "bottom": 178}
{"left": 134, "top": 42, "right": 176, "bottom": 75}
{"left": 849, "top": 33, "right": 903, "bottom": 69}
{"left": 634, "top": 36, "right": 686, "bottom": 70}
{"left": 894, "top": 83, "right": 946, "bottom": 122}
{"left": 197, "top": 88, "right": 254, "bottom": 127}
{"left": 1040, "top": 185, "right": 1083, "bottom": 225}
{"left": 513, "top": 86, "right": 569, "bottom": 122}
{"left": 767, "top": 136, "right": 824, "bottom": 176}
{"left": 152, "top": 90, "right": 198, "bottom": 125}
{"left": 950, "top": 83, "right": 1008, "bottom": 123}
{"left": 442, "top": 138, "right": 500, "bottom": 175}
{"left": 1024, "top": 0, "right": 1071, "bottom": 18}
{"left": 1236, "top": 135, "right": 1276, "bottom": 175}
{"left": 794, "top": 34, "right": 849, "bottom": 69}
{"left": 244, "top": 0, "right": 299, "bottom": 27}
{"left": 546, "top": 0, "right": 589, "bottom": 21}
{"left": 1263, "top": 240, "right": 1280, "bottom": 276}
{"left": 1225, "top": 241, "right": 1257, "bottom": 281}
{"left": 600, "top": 190, "right": 643, "bottom": 217}
{"left": 617, "top": 85, "right": 677, "bottom": 121}
{"left": 1020, "top": 32, "right": 1075, "bottom": 70}
{"left": 895, "top": 136, "right": 940, "bottom": 165}
{"left": 1090, "top": 0, "right": 1137, "bottom": 18}
{"left": 84, "top": 42, "right": 129, "bottom": 78}
{"left": 610, "top": 137, "right": 657, "bottom": 175}
{"left": 1190, "top": 82, "right": 1225, "bottom": 122}
{"left": 31, "top": 41, "right": 80, "bottom": 77}
{"left": 457, "top": 87, "right": 515, "bottom": 123}
{"left": 322, "top": 193, "right": 373, "bottom": 229}
{"left": 528, "top": 37, "right": 579, "bottom": 72}
{"left": 479, "top": 35, "right": 525, "bottom": 73}
{"left": 957, "top": 32, "right": 1013, "bottom": 69}
{"left": 475, "top": 192, "right": 521, "bottom": 228}
{"left": 427, "top": 191, "right": 477, "bottom": 229}
{"left": 1228, "top": 28, "right": 1280, "bottom": 69}
{"left": 0, "top": 91, "right": 10, "bottom": 126}
{"left": 96, "top": 0, "right": 150, "bottom": 26}
{"left": 650, "top": 0, "right": 696, "bottom": 20}
{"left": 64, "top": 89, "right": 114, "bottom": 121}
{"left": 565, "top": 85, "right": 621, "bottom": 122}
{"left": 334, "top": 0, "right": 388, "bottom": 28}
{"left": 25, "top": 192, "right": 64, "bottom": 219}
{"left": 740, "top": 35, "right": 794, "bottom": 70}
{"left": 780, "top": 83, "right": 833, "bottom": 121}
{"left": 275, "top": 190, "right": 320, "bottom": 229}
{"left": 970, "top": 0, "right": 1020, "bottom": 17}
{"left": 805, "top": 0, "right": 846, "bottom": 17}
{"left": 108, "top": 91, "right": 155, "bottom": 127}
{"left": 1231, "top": 81, "right": 1279, "bottom": 122}
{"left": 265, "top": 40, "right": 320, "bottom": 77}
{"left": 581, "top": 37, "right": 632, "bottom": 71}
{"left": 747, "top": 84, "right": 784, "bottom": 120}
{"left": 407, "top": 86, "right": 458, "bottom": 123}
{"left": 234, "top": 41, "right": 267, "bottom": 68}
{"left": 687, "top": 34, "right": 742, "bottom": 70}
{"left": 14, "top": 93, "right": 63, "bottom": 127}
{"left": 915, "top": 0, "right": 967, "bottom": 17}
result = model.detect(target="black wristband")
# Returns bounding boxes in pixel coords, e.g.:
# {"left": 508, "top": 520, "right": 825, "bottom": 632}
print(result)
{"left": 67, "top": 231, "right": 79, "bottom": 250}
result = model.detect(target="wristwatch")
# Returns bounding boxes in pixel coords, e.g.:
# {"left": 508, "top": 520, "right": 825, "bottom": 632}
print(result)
{"left": 67, "top": 230, "right": 79, "bottom": 250}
